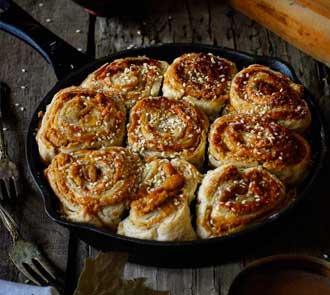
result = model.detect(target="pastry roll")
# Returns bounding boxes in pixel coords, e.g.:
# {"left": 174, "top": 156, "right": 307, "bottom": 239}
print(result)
{"left": 197, "top": 164, "right": 287, "bottom": 238}
{"left": 45, "top": 147, "right": 143, "bottom": 230}
{"left": 36, "top": 86, "right": 126, "bottom": 163}
{"left": 208, "top": 114, "right": 311, "bottom": 184}
{"left": 127, "top": 96, "right": 209, "bottom": 169}
{"left": 137, "top": 158, "right": 202, "bottom": 204}
{"left": 230, "top": 64, "right": 311, "bottom": 132}
{"left": 162, "top": 52, "right": 237, "bottom": 119}
{"left": 118, "top": 158, "right": 201, "bottom": 241}
{"left": 81, "top": 57, "right": 169, "bottom": 109}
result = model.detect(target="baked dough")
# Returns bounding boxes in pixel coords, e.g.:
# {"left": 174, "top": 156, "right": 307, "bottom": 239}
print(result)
{"left": 38, "top": 54, "right": 314, "bottom": 241}
{"left": 230, "top": 64, "right": 311, "bottom": 132}
{"left": 197, "top": 164, "right": 287, "bottom": 238}
{"left": 81, "top": 56, "right": 169, "bottom": 109}
{"left": 45, "top": 147, "right": 143, "bottom": 230}
{"left": 127, "top": 96, "right": 209, "bottom": 169}
{"left": 162, "top": 52, "right": 237, "bottom": 119}
{"left": 118, "top": 158, "right": 201, "bottom": 241}
{"left": 36, "top": 86, "right": 126, "bottom": 163}
{"left": 208, "top": 114, "right": 311, "bottom": 184}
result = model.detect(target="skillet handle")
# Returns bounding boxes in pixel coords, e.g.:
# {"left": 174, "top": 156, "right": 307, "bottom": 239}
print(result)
{"left": 0, "top": 0, "right": 91, "bottom": 79}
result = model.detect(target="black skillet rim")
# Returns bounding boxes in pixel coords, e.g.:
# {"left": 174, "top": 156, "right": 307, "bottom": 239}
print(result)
{"left": 26, "top": 43, "right": 328, "bottom": 249}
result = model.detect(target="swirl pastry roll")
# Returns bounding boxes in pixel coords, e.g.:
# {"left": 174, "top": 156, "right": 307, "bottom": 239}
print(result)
{"left": 118, "top": 158, "right": 201, "bottom": 241}
{"left": 230, "top": 64, "right": 311, "bottom": 132}
{"left": 162, "top": 52, "right": 237, "bottom": 119}
{"left": 45, "top": 147, "right": 143, "bottom": 230}
{"left": 197, "top": 164, "right": 287, "bottom": 238}
{"left": 127, "top": 96, "right": 209, "bottom": 169}
{"left": 208, "top": 114, "right": 311, "bottom": 184}
{"left": 36, "top": 86, "right": 126, "bottom": 163}
{"left": 81, "top": 57, "right": 169, "bottom": 108}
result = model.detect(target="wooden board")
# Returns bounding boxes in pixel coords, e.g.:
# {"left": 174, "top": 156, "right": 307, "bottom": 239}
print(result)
{"left": 0, "top": 0, "right": 329, "bottom": 294}
{"left": 0, "top": 0, "right": 88, "bottom": 285}
{"left": 93, "top": 1, "right": 330, "bottom": 294}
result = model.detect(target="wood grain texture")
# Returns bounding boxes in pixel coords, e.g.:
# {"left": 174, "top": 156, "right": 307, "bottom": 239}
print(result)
{"left": 227, "top": 0, "right": 330, "bottom": 66}
{"left": 0, "top": 0, "right": 88, "bottom": 285}
{"left": 296, "top": 0, "right": 330, "bottom": 18}
{"left": 93, "top": 1, "right": 330, "bottom": 294}
{"left": 0, "top": 0, "right": 330, "bottom": 294}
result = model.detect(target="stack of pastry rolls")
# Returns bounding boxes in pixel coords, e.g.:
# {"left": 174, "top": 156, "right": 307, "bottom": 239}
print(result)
{"left": 37, "top": 53, "right": 312, "bottom": 240}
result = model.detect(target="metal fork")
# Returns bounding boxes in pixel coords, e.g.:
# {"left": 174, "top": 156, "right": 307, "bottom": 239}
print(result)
{"left": 0, "top": 82, "right": 18, "bottom": 199}
{"left": 0, "top": 83, "right": 63, "bottom": 292}
{"left": 0, "top": 203, "right": 58, "bottom": 286}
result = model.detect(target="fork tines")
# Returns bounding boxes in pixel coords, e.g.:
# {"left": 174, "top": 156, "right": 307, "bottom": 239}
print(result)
{"left": 0, "top": 176, "right": 18, "bottom": 200}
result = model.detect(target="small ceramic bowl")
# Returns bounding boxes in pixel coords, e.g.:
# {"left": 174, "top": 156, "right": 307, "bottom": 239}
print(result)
{"left": 229, "top": 255, "right": 330, "bottom": 295}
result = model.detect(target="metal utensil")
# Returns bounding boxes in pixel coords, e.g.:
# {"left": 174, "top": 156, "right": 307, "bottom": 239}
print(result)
{"left": 0, "top": 82, "right": 18, "bottom": 199}
{"left": 0, "top": 203, "right": 57, "bottom": 286}
{"left": 0, "top": 82, "right": 63, "bottom": 291}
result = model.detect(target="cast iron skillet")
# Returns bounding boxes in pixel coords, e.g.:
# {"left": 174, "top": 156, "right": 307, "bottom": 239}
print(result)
{"left": 0, "top": 0, "right": 327, "bottom": 267}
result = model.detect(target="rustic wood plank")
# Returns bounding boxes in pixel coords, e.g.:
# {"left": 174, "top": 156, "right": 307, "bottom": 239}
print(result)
{"left": 1, "top": 0, "right": 328, "bottom": 294}
{"left": 92, "top": 1, "right": 330, "bottom": 294}
{"left": 0, "top": 0, "right": 88, "bottom": 284}
{"left": 224, "top": 5, "right": 330, "bottom": 275}
{"left": 93, "top": 2, "right": 242, "bottom": 295}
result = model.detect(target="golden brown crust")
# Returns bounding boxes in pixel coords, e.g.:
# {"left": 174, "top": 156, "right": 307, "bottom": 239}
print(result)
{"left": 135, "top": 158, "right": 202, "bottom": 205}
{"left": 45, "top": 147, "right": 143, "bottom": 230}
{"left": 208, "top": 114, "right": 311, "bottom": 184}
{"left": 81, "top": 57, "right": 169, "bottom": 109}
{"left": 230, "top": 64, "right": 311, "bottom": 132}
{"left": 162, "top": 52, "right": 237, "bottom": 119}
{"left": 127, "top": 96, "right": 209, "bottom": 169}
{"left": 197, "top": 164, "right": 287, "bottom": 238}
{"left": 36, "top": 86, "right": 126, "bottom": 163}
{"left": 117, "top": 158, "right": 201, "bottom": 241}
{"left": 38, "top": 55, "right": 314, "bottom": 241}
{"left": 134, "top": 161, "right": 187, "bottom": 218}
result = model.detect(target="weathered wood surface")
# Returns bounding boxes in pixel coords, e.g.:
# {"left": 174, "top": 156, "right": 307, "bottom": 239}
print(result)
{"left": 0, "top": 0, "right": 330, "bottom": 294}
{"left": 0, "top": 0, "right": 88, "bottom": 285}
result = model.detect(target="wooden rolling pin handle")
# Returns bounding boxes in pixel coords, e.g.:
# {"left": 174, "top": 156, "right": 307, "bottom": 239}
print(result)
{"left": 227, "top": 0, "right": 330, "bottom": 67}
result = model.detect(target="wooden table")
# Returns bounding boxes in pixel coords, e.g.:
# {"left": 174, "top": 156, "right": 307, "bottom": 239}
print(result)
{"left": 0, "top": 0, "right": 329, "bottom": 294}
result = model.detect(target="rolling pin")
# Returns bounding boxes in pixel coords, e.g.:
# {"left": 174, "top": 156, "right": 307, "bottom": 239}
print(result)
{"left": 226, "top": 0, "right": 330, "bottom": 67}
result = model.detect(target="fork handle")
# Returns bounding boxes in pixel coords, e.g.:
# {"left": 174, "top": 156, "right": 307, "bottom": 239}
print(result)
{"left": 0, "top": 203, "right": 20, "bottom": 242}
{"left": 0, "top": 82, "right": 8, "bottom": 159}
